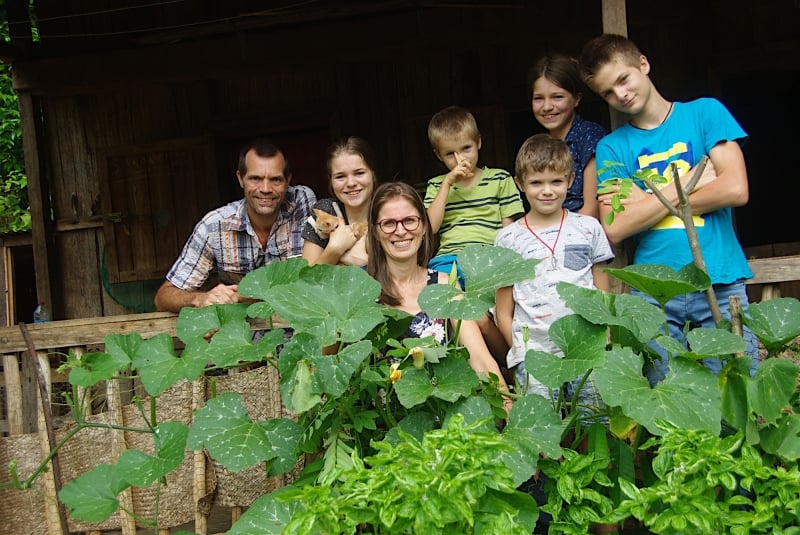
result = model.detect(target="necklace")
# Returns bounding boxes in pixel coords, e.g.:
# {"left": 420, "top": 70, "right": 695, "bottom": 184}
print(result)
{"left": 522, "top": 209, "right": 566, "bottom": 270}
{"left": 631, "top": 101, "right": 673, "bottom": 130}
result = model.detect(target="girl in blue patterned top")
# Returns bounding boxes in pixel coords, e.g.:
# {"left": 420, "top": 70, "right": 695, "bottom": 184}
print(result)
{"left": 528, "top": 53, "right": 608, "bottom": 219}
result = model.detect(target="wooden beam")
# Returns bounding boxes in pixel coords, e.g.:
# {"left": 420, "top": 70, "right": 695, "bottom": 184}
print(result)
{"left": 746, "top": 255, "right": 800, "bottom": 286}
{"left": 15, "top": 91, "right": 58, "bottom": 318}
{"left": 600, "top": 0, "right": 628, "bottom": 131}
{"left": 0, "top": 312, "right": 289, "bottom": 353}
{"left": 601, "top": 0, "right": 628, "bottom": 36}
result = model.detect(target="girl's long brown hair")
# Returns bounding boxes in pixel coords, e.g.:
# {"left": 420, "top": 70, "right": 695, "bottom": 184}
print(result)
{"left": 366, "top": 181, "right": 436, "bottom": 306}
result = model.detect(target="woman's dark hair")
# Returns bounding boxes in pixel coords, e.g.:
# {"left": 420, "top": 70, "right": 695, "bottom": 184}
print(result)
{"left": 367, "top": 181, "right": 436, "bottom": 306}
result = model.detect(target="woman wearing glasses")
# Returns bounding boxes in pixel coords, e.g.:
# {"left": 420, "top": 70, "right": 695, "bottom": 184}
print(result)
{"left": 367, "top": 181, "right": 512, "bottom": 406}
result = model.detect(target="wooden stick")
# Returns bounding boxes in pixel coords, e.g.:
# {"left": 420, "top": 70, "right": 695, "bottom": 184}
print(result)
{"left": 107, "top": 377, "right": 138, "bottom": 535}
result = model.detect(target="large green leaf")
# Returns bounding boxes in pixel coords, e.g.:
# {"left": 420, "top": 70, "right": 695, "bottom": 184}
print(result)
{"left": 524, "top": 314, "right": 608, "bottom": 388}
{"left": 748, "top": 357, "right": 800, "bottom": 424}
{"left": 260, "top": 417, "right": 304, "bottom": 476}
{"left": 394, "top": 356, "right": 477, "bottom": 408}
{"left": 263, "top": 264, "right": 384, "bottom": 346}
{"left": 458, "top": 244, "right": 541, "bottom": 295}
{"left": 68, "top": 351, "right": 121, "bottom": 387}
{"left": 501, "top": 394, "right": 563, "bottom": 486}
{"left": 206, "top": 323, "right": 286, "bottom": 368}
{"left": 418, "top": 283, "right": 489, "bottom": 321}
{"left": 720, "top": 357, "right": 752, "bottom": 431}
{"left": 420, "top": 245, "right": 540, "bottom": 321}
{"left": 743, "top": 297, "right": 800, "bottom": 353}
{"left": 759, "top": 413, "right": 800, "bottom": 461}
{"left": 558, "top": 284, "right": 665, "bottom": 344}
{"left": 239, "top": 258, "right": 310, "bottom": 320}
{"left": 131, "top": 333, "right": 209, "bottom": 396}
{"left": 604, "top": 263, "right": 710, "bottom": 307}
{"left": 70, "top": 333, "right": 142, "bottom": 386}
{"left": 684, "top": 327, "right": 747, "bottom": 358}
{"left": 226, "top": 489, "right": 299, "bottom": 535}
{"left": 187, "top": 392, "right": 275, "bottom": 472}
{"left": 309, "top": 340, "right": 373, "bottom": 398}
{"left": 277, "top": 332, "right": 322, "bottom": 413}
{"left": 58, "top": 464, "right": 130, "bottom": 522}
{"left": 176, "top": 303, "right": 250, "bottom": 342}
{"left": 593, "top": 346, "right": 721, "bottom": 435}
{"left": 116, "top": 422, "right": 189, "bottom": 487}
{"left": 444, "top": 395, "right": 495, "bottom": 429}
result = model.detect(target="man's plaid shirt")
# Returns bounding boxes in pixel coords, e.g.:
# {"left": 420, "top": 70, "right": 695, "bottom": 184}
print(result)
{"left": 166, "top": 185, "right": 316, "bottom": 289}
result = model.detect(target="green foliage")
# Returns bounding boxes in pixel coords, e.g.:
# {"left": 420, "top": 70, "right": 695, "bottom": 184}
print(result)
{"left": 597, "top": 162, "right": 668, "bottom": 226}
{"left": 609, "top": 422, "right": 800, "bottom": 534}
{"left": 0, "top": 61, "right": 29, "bottom": 233}
{"left": 259, "top": 415, "right": 538, "bottom": 535}
{"left": 3, "top": 245, "right": 799, "bottom": 533}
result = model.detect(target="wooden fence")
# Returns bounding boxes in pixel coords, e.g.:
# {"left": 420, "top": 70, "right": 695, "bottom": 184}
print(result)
{"left": 0, "top": 255, "right": 798, "bottom": 534}
{"left": 0, "top": 312, "right": 292, "bottom": 535}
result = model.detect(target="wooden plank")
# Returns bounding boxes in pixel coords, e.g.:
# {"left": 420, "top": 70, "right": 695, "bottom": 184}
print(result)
{"left": 2, "top": 353, "right": 23, "bottom": 435}
{"left": 16, "top": 91, "right": 57, "bottom": 317}
{"left": 0, "top": 312, "right": 288, "bottom": 353}
{"left": 746, "top": 255, "right": 800, "bottom": 285}
{"left": 601, "top": 0, "right": 628, "bottom": 35}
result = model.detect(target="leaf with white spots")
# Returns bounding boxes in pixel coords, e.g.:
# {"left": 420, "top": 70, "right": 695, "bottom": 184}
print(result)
{"left": 260, "top": 264, "right": 384, "bottom": 346}
{"left": 227, "top": 490, "right": 299, "bottom": 535}
{"left": 604, "top": 263, "right": 711, "bottom": 307}
{"left": 131, "top": 333, "right": 208, "bottom": 396}
{"left": 187, "top": 392, "right": 276, "bottom": 472}
{"left": 743, "top": 297, "right": 800, "bottom": 353}
{"left": 594, "top": 346, "right": 721, "bottom": 435}
{"left": 116, "top": 422, "right": 189, "bottom": 487}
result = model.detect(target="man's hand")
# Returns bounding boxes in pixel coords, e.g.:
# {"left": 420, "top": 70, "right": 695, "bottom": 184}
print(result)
{"left": 202, "top": 283, "right": 240, "bottom": 306}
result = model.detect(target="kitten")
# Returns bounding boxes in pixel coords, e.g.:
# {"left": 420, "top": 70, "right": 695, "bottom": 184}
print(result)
{"left": 311, "top": 208, "right": 367, "bottom": 240}
{"left": 313, "top": 208, "right": 343, "bottom": 238}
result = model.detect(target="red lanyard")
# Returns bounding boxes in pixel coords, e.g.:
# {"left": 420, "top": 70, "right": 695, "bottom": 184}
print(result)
{"left": 522, "top": 209, "right": 566, "bottom": 269}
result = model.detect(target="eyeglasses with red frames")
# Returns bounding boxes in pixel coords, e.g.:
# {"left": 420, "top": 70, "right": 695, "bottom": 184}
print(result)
{"left": 377, "top": 215, "right": 422, "bottom": 234}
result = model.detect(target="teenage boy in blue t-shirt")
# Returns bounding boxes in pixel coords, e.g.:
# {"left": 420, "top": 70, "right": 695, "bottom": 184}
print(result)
{"left": 578, "top": 34, "right": 758, "bottom": 385}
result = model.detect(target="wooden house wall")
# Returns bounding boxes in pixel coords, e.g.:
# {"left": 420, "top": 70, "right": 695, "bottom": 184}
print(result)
{"left": 5, "top": 1, "right": 799, "bottom": 319}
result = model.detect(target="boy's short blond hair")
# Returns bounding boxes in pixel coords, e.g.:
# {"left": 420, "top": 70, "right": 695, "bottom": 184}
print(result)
{"left": 578, "top": 33, "right": 643, "bottom": 84}
{"left": 515, "top": 134, "right": 574, "bottom": 180}
{"left": 427, "top": 106, "right": 481, "bottom": 150}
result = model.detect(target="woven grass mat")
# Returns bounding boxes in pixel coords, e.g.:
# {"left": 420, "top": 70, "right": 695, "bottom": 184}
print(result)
{"left": 0, "top": 365, "right": 297, "bottom": 533}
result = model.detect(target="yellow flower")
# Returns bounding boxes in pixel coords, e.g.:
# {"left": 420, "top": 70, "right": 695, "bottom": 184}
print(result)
{"left": 389, "top": 363, "right": 402, "bottom": 383}
{"left": 409, "top": 346, "right": 425, "bottom": 369}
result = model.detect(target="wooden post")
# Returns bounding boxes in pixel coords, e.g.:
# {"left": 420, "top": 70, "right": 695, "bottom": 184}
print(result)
{"left": 2, "top": 353, "right": 23, "bottom": 434}
{"left": 600, "top": 0, "right": 629, "bottom": 131}
{"left": 15, "top": 90, "right": 58, "bottom": 318}
{"left": 193, "top": 377, "right": 208, "bottom": 535}
{"left": 34, "top": 350, "right": 65, "bottom": 535}
{"left": 107, "top": 378, "right": 138, "bottom": 535}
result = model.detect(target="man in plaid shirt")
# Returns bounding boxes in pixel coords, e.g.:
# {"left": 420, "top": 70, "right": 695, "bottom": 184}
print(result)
{"left": 155, "top": 138, "right": 316, "bottom": 313}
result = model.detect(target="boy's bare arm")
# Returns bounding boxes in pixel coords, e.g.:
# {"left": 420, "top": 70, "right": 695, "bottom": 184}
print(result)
{"left": 598, "top": 144, "right": 746, "bottom": 243}
{"left": 426, "top": 180, "right": 452, "bottom": 233}
{"left": 591, "top": 264, "right": 611, "bottom": 292}
{"left": 495, "top": 286, "right": 514, "bottom": 347}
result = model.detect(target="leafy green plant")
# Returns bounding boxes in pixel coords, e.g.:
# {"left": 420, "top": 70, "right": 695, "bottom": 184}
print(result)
{"left": 275, "top": 414, "right": 538, "bottom": 535}
{"left": 3, "top": 245, "right": 799, "bottom": 533}
{"left": 608, "top": 421, "right": 800, "bottom": 534}
{"left": 0, "top": 61, "right": 30, "bottom": 233}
